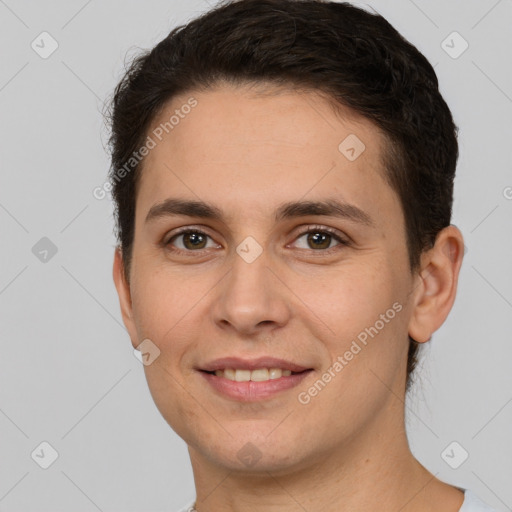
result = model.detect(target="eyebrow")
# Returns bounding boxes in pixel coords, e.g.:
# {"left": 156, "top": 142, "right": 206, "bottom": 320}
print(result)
{"left": 145, "top": 197, "right": 374, "bottom": 227}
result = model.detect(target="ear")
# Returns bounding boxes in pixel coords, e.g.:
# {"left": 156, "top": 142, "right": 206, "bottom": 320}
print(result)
{"left": 112, "top": 247, "right": 139, "bottom": 348}
{"left": 408, "top": 225, "right": 465, "bottom": 343}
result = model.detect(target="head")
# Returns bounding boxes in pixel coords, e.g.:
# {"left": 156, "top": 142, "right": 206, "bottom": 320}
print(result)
{"left": 108, "top": 0, "right": 463, "bottom": 474}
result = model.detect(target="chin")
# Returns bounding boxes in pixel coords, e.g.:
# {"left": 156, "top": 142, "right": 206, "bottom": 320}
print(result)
{"left": 189, "top": 425, "right": 315, "bottom": 475}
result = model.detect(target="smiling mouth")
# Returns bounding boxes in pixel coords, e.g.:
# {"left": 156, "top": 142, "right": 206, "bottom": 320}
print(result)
{"left": 201, "top": 368, "right": 311, "bottom": 382}
{"left": 198, "top": 367, "right": 314, "bottom": 402}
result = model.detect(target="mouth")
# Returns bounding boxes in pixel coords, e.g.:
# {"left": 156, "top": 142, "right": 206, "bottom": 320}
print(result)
{"left": 197, "top": 357, "right": 314, "bottom": 401}
{"left": 201, "top": 367, "right": 311, "bottom": 381}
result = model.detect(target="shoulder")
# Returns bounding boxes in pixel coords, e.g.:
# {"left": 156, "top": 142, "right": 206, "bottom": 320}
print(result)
{"left": 459, "top": 489, "right": 498, "bottom": 512}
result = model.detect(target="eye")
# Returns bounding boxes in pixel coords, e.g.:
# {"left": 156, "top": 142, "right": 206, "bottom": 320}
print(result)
{"left": 163, "top": 225, "right": 350, "bottom": 256}
{"left": 165, "top": 229, "right": 220, "bottom": 253}
{"left": 292, "top": 225, "right": 350, "bottom": 251}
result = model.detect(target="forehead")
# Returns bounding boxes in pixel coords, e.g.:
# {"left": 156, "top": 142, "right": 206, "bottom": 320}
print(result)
{"left": 136, "top": 82, "right": 398, "bottom": 227}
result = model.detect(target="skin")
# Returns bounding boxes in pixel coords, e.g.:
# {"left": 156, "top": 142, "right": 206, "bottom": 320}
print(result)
{"left": 113, "top": 82, "right": 465, "bottom": 512}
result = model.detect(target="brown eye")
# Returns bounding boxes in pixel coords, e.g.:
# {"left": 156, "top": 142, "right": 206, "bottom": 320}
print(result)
{"left": 293, "top": 226, "right": 349, "bottom": 251}
{"left": 166, "top": 230, "right": 218, "bottom": 252}
{"left": 305, "top": 232, "right": 332, "bottom": 250}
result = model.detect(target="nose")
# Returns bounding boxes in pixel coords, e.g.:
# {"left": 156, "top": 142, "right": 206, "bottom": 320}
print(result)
{"left": 210, "top": 246, "right": 291, "bottom": 337}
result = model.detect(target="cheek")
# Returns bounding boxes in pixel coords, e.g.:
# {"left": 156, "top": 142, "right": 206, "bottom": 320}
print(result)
{"left": 300, "top": 260, "right": 407, "bottom": 385}
{"left": 299, "top": 280, "right": 407, "bottom": 436}
{"left": 129, "top": 262, "right": 192, "bottom": 340}
{"left": 142, "top": 361, "right": 202, "bottom": 446}
{"left": 129, "top": 263, "right": 224, "bottom": 371}
{"left": 130, "top": 267, "right": 206, "bottom": 438}
{"left": 296, "top": 259, "right": 399, "bottom": 336}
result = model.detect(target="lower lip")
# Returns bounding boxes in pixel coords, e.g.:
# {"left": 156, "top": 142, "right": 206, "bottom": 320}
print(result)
{"left": 199, "top": 370, "right": 313, "bottom": 402}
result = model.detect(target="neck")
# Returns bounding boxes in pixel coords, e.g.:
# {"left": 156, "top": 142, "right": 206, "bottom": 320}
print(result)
{"left": 187, "top": 397, "right": 461, "bottom": 512}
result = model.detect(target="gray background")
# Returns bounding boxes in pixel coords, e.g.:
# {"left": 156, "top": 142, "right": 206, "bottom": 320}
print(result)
{"left": 1, "top": 0, "right": 511, "bottom": 510}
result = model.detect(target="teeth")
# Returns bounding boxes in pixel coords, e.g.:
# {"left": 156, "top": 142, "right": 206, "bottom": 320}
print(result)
{"left": 224, "top": 368, "right": 236, "bottom": 380}
{"left": 235, "top": 369, "right": 251, "bottom": 382}
{"left": 213, "top": 368, "right": 294, "bottom": 381}
{"left": 270, "top": 368, "right": 284, "bottom": 379}
{"left": 251, "top": 368, "right": 269, "bottom": 381}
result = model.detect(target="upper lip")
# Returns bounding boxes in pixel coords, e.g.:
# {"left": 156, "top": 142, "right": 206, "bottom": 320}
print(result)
{"left": 199, "top": 357, "right": 312, "bottom": 373}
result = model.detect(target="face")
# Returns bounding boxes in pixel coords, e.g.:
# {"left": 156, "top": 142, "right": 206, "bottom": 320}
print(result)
{"left": 115, "top": 82, "right": 423, "bottom": 474}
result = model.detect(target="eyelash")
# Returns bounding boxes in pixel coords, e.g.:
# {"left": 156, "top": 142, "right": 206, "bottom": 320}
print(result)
{"left": 163, "top": 225, "right": 350, "bottom": 256}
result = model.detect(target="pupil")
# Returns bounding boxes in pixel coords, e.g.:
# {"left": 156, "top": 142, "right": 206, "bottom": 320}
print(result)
{"left": 309, "top": 232, "right": 330, "bottom": 250}
{"left": 185, "top": 232, "right": 206, "bottom": 249}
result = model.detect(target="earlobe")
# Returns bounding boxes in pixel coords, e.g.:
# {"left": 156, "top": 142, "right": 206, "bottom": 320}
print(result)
{"left": 407, "top": 225, "right": 465, "bottom": 344}
{"left": 112, "top": 247, "right": 138, "bottom": 346}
